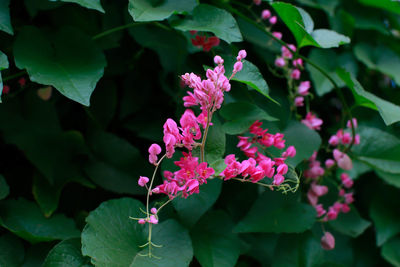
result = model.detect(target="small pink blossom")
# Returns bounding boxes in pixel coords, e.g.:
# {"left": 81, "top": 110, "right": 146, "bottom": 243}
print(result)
{"left": 138, "top": 176, "right": 149, "bottom": 187}
{"left": 341, "top": 132, "right": 352, "bottom": 144}
{"left": 342, "top": 204, "right": 350, "bottom": 213}
{"left": 237, "top": 50, "right": 247, "bottom": 61}
{"left": 315, "top": 204, "right": 326, "bottom": 217}
{"left": 294, "top": 96, "right": 304, "bottom": 107}
{"left": 151, "top": 208, "right": 157, "bottom": 214}
{"left": 148, "top": 143, "right": 162, "bottom": 165}
{"left": 354, "top": 134, "right": 361, "bottom": 145}
{"left": 311, "top": 182, "right": 328, "bottom": 197}
{"left": 344, "top": 193, "right": 354, "bottom": 204}
{"left": 269, "top": 16, "right": 277, "bottom": 24}
{"left": 282, "top": 146, "right": 296, "bottom": 158}
{"left": 293, "top": 58, "right": 303, "bottom": 68}
{"left": 233, "top": 61, "right": 243, "bottom": 72}
{"left": 273, "top": 174, "right": 284, "bottom": 185}
{"left": 214, "top": 55, "right": 224, "bottom": 65}
{"left": 291, "top": 69, "right": 301, "bottom": 80}
{"left": 307, "top": 191, "right": 318, "bottom": 206}
{"left": 149, "top": 215, "right": 158, "bottom": 224}
{"left": 272, "top": 31, "right": 282, "bottom": 39}
{"left": 277, "top": 164, "right": 288, "bottom": 175}
{"left": 138, "top": 219, "right": 146, "bottom": 224}
{"left": 326, "top": 207, "right": 338, "bottom": 220}
{"left": 328, "top": 135, "right": 339, "bottom": 146}
{"left": 338, "top": 189, "right": 345, "bottom": 197}
{"left": 302, "top": 112, "right": 323, "bottom": 130}
{"left": 298, "top": 81, "right": 310, "bottom": 95}
{"left": 2, "top": 85, "right": 10, "bottom": 94}
{"left": 325, "top": 159, "right": 335, "bottom": 168}
{"left": 321, "top": 232, "right": 335, "bottom": 250}
{"left": 275, "top": 57, "right": 286, "bottom": 67}
{"left": 333, "top": 149, "right": 353, "bottom": 170}
{"left": 346, "top": 118, "right": 358, "bottom": 129}
{"left": 261, "top": 9, "right": 271, "bottom": 20}
{"left": 281, "top": 46, "right": 292, "bottom": 59}
{"left": 253, "top": 0, "right": 261, "bottom": 5}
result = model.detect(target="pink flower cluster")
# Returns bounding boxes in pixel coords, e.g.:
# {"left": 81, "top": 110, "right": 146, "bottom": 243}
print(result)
{"left": 152, "top": 152, "right": 214, "bottom": 199}
{"left": 260, "top": 9, "right": 277, "bottom": 25}
{"left": 221, "top": 121, "right": 296, "bottom": 186}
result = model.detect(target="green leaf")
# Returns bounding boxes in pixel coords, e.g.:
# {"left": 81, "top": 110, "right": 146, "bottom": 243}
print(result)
{"left": 13, "top": 26, "right": 106, "bottom": 106}
{"left": 43, "top": 238, "right": 88, "bottom": 267}
{"left": 354, "top": 43, "right": 400, "bottom": 85}
{"left": 283, "top": 121, "right": 322, "bottom": 167}
{"left": 173, "top": 4, "right": 243, "bottom": 43}
{"left": 310, "top": 29, "right": 350, "bottom": 48}
{"left": 220, "top": 102, "right": 278, "bottom": 135}
{"left": 0, "top": 175, "right": 9, "bottom": 200}
{"left": 81, "top": 198, "right": 193, "bottom": 267}
{"left": 0, "top": 50, "right": 9, "bottom": 102}
{"left": 223, "top": 57, "right": 274, "bottom": 102}
{"left": 307, "top": 49, "right": 358, "bottom": 96}
{"left": 382, "top": 237, "right": 400, "bottom": 267}
{"left": 0, "top": 234, "right": 25, "bottom": 267}
{"left": 0, "top": 0, "right": 13, "bottom": 34}
{"left": 359, "top": 0, "right": 400, "bottom": 15}
{"left": 370, "top": 189, "right": 400, "bottom": 246}
{"left": 173, "top": 179, "right": 222, "bottom": 228}
{"left": 84, "top": 131, "right": 150, "bottom": 195}
{"left": 205, "top": 117, "right": 226, "bottom": 163}
{"left": 48, "top": 0, "right": 104, "bottom": 13}
{"left": 352, "top": 126, "right": 400, "bottom": 174}
{"left": 329, "top": 208, "right": 371, "bottom": 237}
{"left": 191, "top": 211, "right": 240, "bottom": 267}
{"left": 375, "top": 171, "right": 400, "bottom": 188}
{"left": 128, "top": 0, "right": 197, "bottom": 22}
{"left": 234, "top": 191, "right": 316, "bottom": 233}
{"left": 295, "top": 0, "right": 339, "bottom": 16}
{"left": 128, "top": 24, "right": 187, "bottom": 72}
{"left": 271, "top": 2, "right": 349, "bottom": 48}
{"left": 0, "top": 198, "right": 80, "bottom": 243}
{"left": 337, "top": 69, "right": 400, "bottom": 125}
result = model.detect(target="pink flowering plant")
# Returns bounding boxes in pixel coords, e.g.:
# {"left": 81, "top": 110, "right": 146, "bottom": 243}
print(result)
{"left": 0, "top": 0, "right": 400, "bottom": 266}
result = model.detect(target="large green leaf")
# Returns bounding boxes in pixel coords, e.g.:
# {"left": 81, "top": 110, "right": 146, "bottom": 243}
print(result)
{"left": 359, "top": 0, "right": 400, "bottom": 15}
{"left": 354, "top": 43, "right": 400, "bottom": 85}
{"left": 283, "top": 121, "right": 322, "bottom": 167}
{"left": 49, "top": 0, "right": 104, "bottom": 12}
{"left": 173, "top": 179, "right": 222, "bottom": 228}
{"left": 306, "top": 49, "right": 358, "bottom": 96}
{"left": 191, "top": 211, "right": 240, "bottom": 267}
{"left": 0, "top": 234, "right": 25, "bottom": 267}
{"left": 329, "top": 207, "right": 371, "bottom": 237}
{"left": 337, "top": 69, "right": 400, "bottom": 125}
{"left": 352, "top": 126, "right": 400, "bottom": 174}
{"left": 128, "top": 0, "right": 197, "bottom": 22}
{"left": 204, "top": 117, "right": 226, "bottom": 163}
{"left": 220, "top": 102, "right": 278, "bottom": 135}
{"left": 0, "top": 0, "right": 13, "bottom": 34}
{"left": 382, "top": 237, "right": 400, "bottom": 267}
{"left": 370, "top": 189, "right": 400, "bottom": 246}
{"left": 223, "top": 57, "right": 273, "bottom": 102}
{"left": 234, "top": 191, "right": 316, "bottom": 233}
{"left": 0, "top": 175, "right": 9, "bottom": 200}
{"left": 0, "top": 198, "right": 80, "bottom": 243}
{"left": 14, "top": 26, "right": 106, "bottom": 106}
{"left": 0, "top": 50, "right": 9, "bottom": 102}
{"left": 43, "top": 238, "right": 89, "bottom": 267}
{"left": 271, "top": 2, "right": 349, "bottom": 48}
{"left": 173, "top": 4, "right": 242, "bottom": 43}
{"left": 374, "top": 171, "right": 400, "bottom": 188}
{"left": 81, "top": 198, "right": 193, "bottom": 267}
{"left": 84, "top": 131, "right": 150, "bottom": 195}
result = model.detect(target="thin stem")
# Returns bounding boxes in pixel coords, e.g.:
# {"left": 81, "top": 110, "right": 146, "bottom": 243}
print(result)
{"left": 200, "top": 110, "right": 212, "bottom": 163}
{"left": 3, "top": 70, "right": 27, "bottom": 82}
{"left": 231, "top": 177, "right": 274, "bottom": 189}
{"left": 146, "top": 154, "right": 167, "bottom": 219}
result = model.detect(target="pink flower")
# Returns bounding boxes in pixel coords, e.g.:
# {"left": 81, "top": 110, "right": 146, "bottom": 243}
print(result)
{"left": 321, "top": 232, "right": 335, "bottom": 250}
{"left": 233, "top": 61, "right": 243, "bottom": 72}
{"left": 273, "top": 174, "right": 284, "bottom": 185}
{"left": 272, "top": 31, "right": 282, "bottom": 39}
{"left": 138, "top": 219, "right": 146, "bottom": 224}
{"left": 291, "top": 69, "right": 301, "bottom": 80}
{"left": 344, "top": 193, "right": 354, "bottom": 204}
{"left": 237, "top": 50, "right": 247, "bottom": 61}
{"left": 293, "top": 58, "right": 303, "bottom": 67}
{"left": 183, "top": 91, "right": 197, "bottom": 107}
{"left": 2, "top": 85, "right": 10, "bottom": 94}
{"left": 275, "top": 57, "right": 286, "bottom": 67}
{"left": 151, "top": 208, "right": 157, "bottom": 214}
{"left": 148, "top": 143, "right": 162, "bottom": 165}
{"left": 307, "top": 191, "right": 318, "bottom": 206}
{"left": 301, "top": 112, "right": 323, "bottom": 130}
{"left": 259, "top": 158, "right": 275, "bottom": 178}
{"left": 282, "top": 146, "right": 296, "bottom": 158}
{"left": 269, "top": 16, "right": 277, "bottom": 24}
{"left": 325, "top": 159, "right": 335, "bottom": 168}
{"left": 298, "top": 81, "right": 310, "bottom": 95}
{"left": 214, "top": 55, "right": 224, "bottom": 65}
{"left": 354, "top": 134, "right": 360, "bottom": 145}
{"left": 253, "top": 0, "right": 261, "bottom": 5}
{"left": 277, "top": 164, "right": 288, "bottom": 175}
{"left": 333, "top": 149, "right": 353, "bottom": 170}
{"left": 149, "top": 215, "right": 158, "bottom": 224}
{"left": 333, "top": 202, "right": 343, "bottom": 212}
{"left": 250, "top": 166, "right": 266, "bottom": 183}
{"left": 196, "top": 162, "right": 215, "bottom": 180}
{"left": 346, "top": 118, "right": 358, "bottom": 129}
{"left": 294, "top": 96, "right": 304, "bottom": 107}
{"left": 311, "top": 182, "right": 328, "bottom": 197}
{"left": 261, "top": 9, "right": 271, "bottom": 20}
{"left": 341, "top": 132, "right": 352, "bottom": 144}
{"left": 338, "top": 189, "right": 345, "bottom": 196}
{"left": 342, "top": 204, "right": 350, "bottom": 213}
{"left": 326, "top": 207, "right": 338, "bottom": 220}
{"left": 315, "top": 204, "right": 326, "bottom": 217}
{"left": 185, "top": 179, "right": 199, "bottom": 196}
{"left": 221, "top": 159, "right": 242, "bottom": 180}
{"left": 138, "top": 176, "right": 149, "bottom": 187}
{"left": 281, "top": 45, "right": 294, "bottom": 59}
{"left": 328, "top": 135, "right": 339, "bottom": 146}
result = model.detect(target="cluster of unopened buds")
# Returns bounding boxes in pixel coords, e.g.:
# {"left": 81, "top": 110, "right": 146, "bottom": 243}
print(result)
{"left": 305, "top": 118, "right": 360, "bottom": 250}
{"left": 221, "top": 121, "right": 296, "bottom": 188}
{"left": 2, "top": 77, "right": 26, "bottom": 95}
{"left": 190, "top": 31, "right": 220, "bottom": 52}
